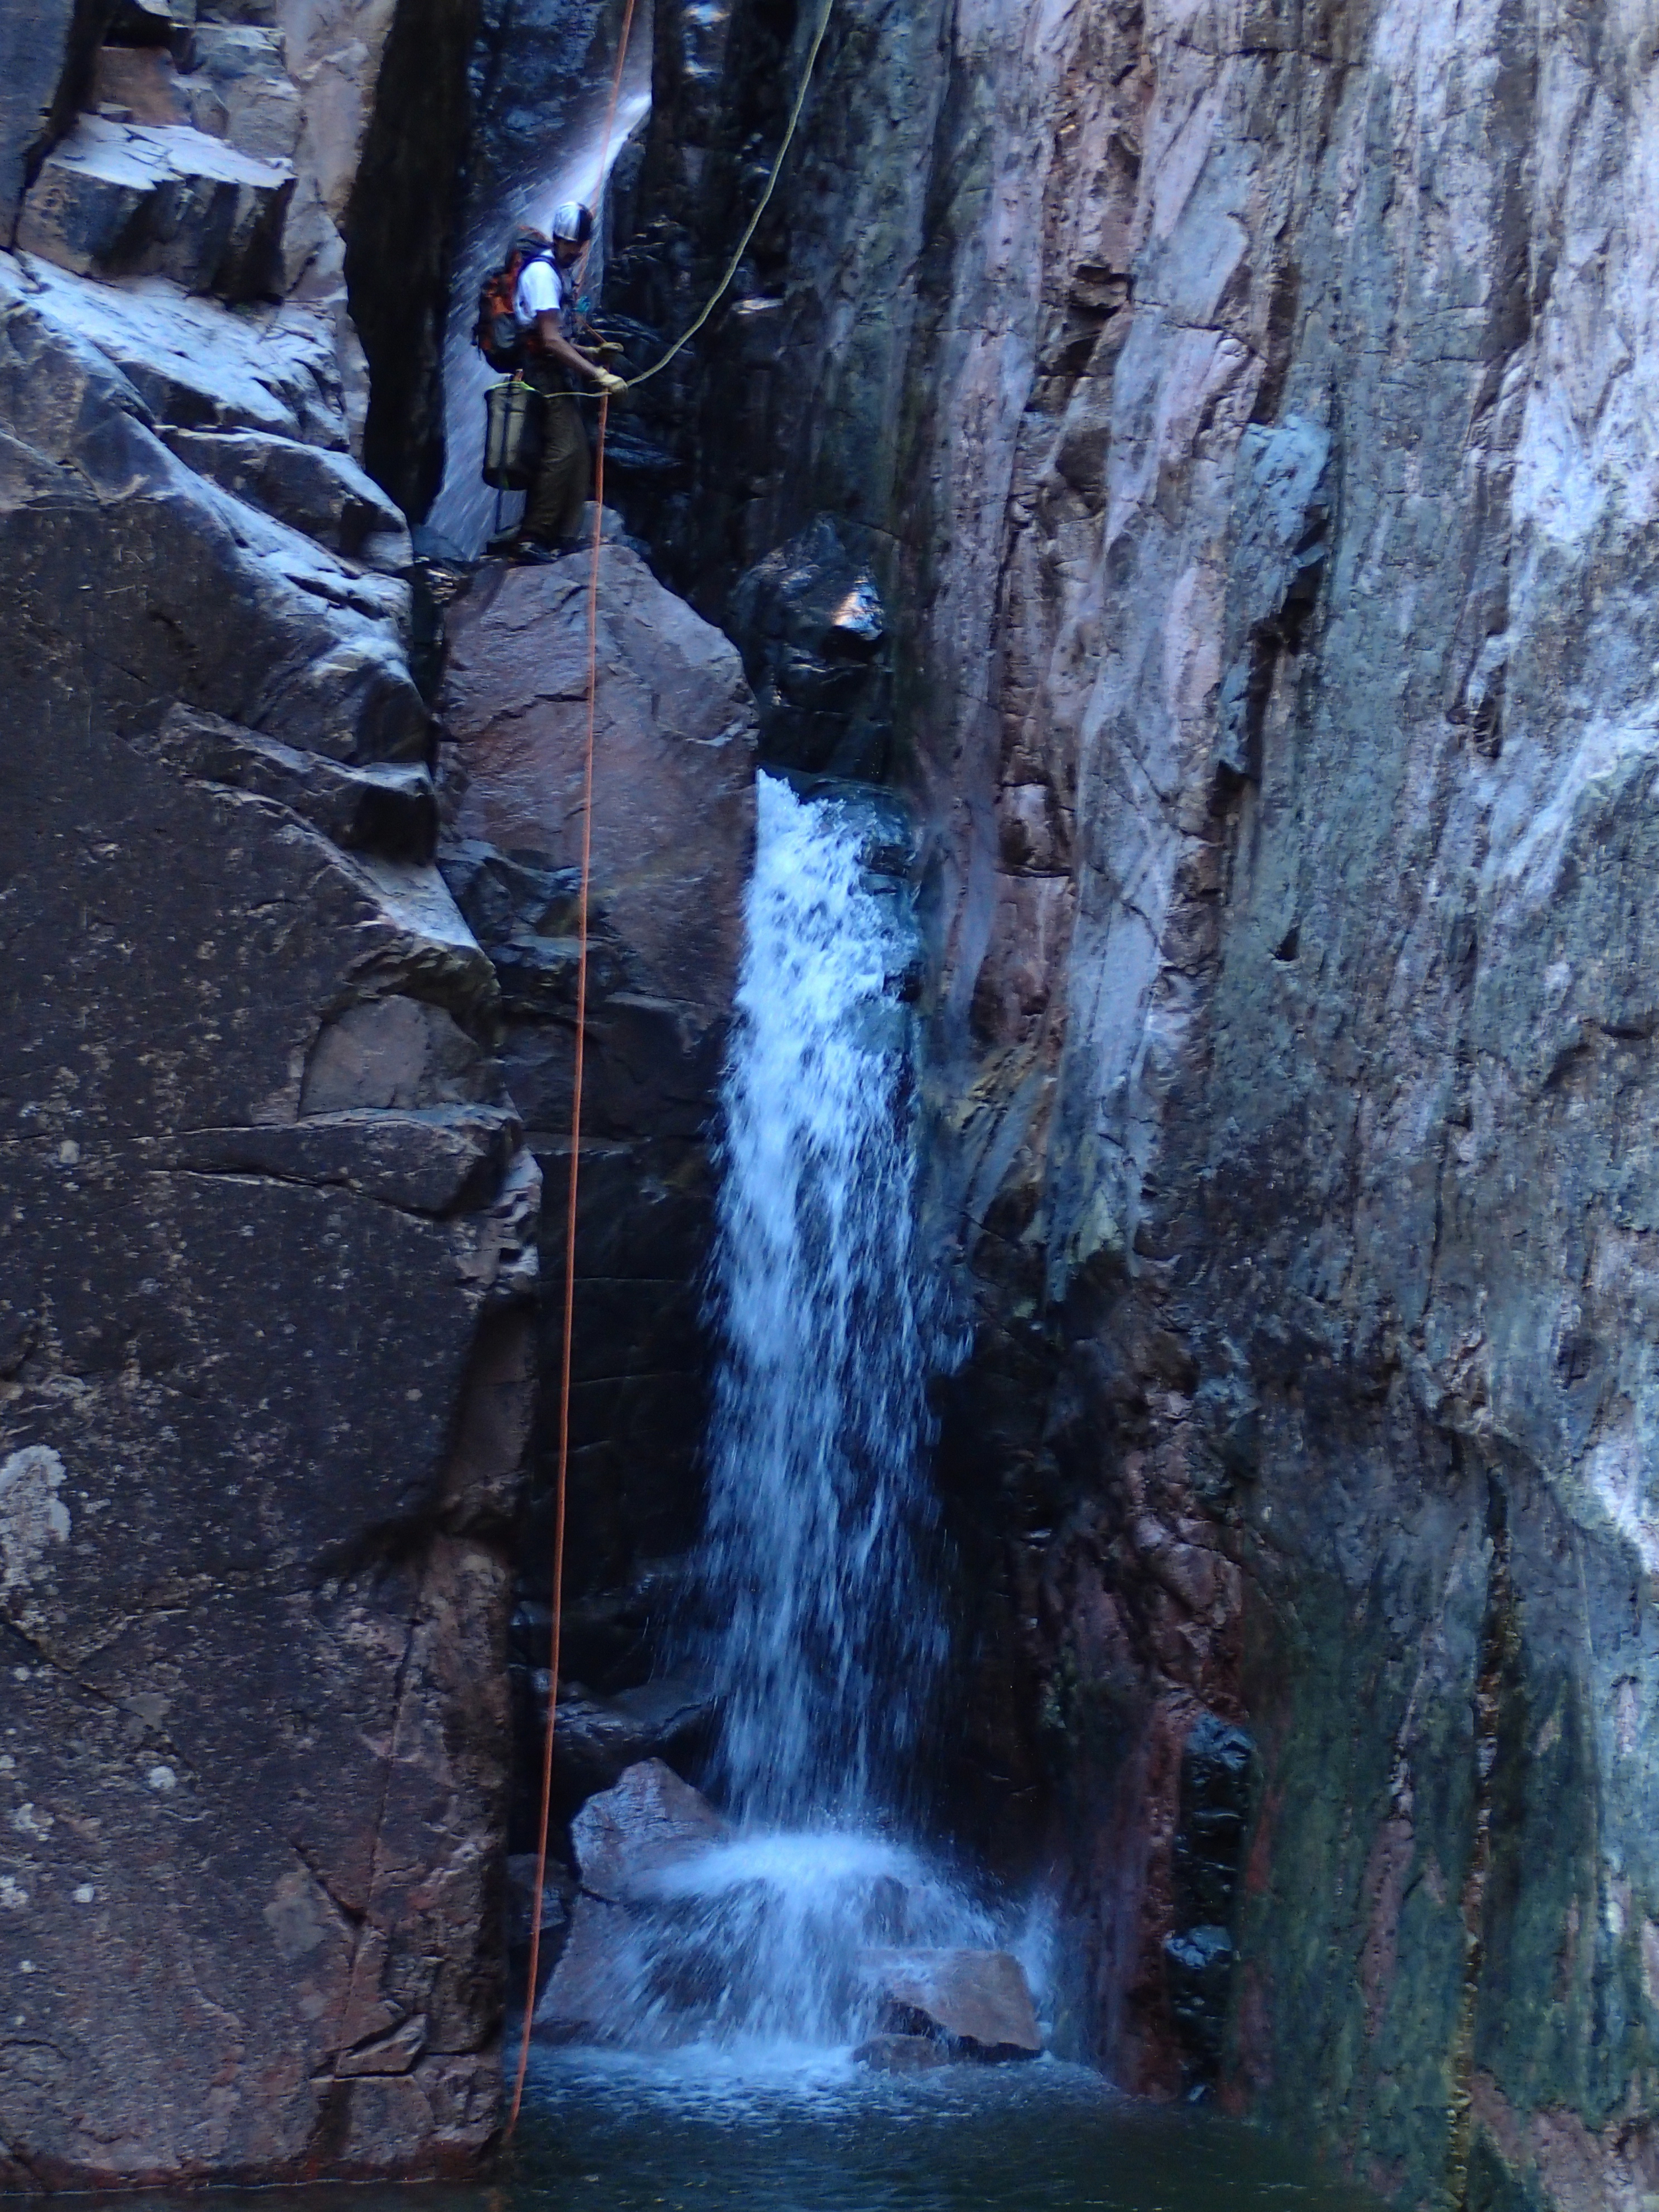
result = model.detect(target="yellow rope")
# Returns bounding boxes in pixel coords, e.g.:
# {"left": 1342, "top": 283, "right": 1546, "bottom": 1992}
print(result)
{"left": 619, "top": 0, "right": 835, "bottom": 390}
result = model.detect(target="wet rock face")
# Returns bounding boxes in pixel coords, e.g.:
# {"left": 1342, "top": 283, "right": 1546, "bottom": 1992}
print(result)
{"left": 1165, "top": 1719, "right": 1253, "bottom": 2089}
{"left": 727, "top": 514, "right": 892, "bottom": 778}
{"left": 619, "top": 0, "right": 1659, "bottom": 2202}
{"left": 0, "top": 0, "right": 521, "bottom": 2187}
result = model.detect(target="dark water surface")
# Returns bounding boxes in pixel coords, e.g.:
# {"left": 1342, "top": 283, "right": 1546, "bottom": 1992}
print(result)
{"left": 107, "top": 2049, "right": 1381, "bottom": 2212}
{"left": 507, "top": 2051, "right": 1382, "bottom": 2212}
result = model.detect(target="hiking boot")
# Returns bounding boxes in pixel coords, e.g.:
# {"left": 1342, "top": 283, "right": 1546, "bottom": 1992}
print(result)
{"left": 512, "top": 540, "right": 561, "bottom": 565}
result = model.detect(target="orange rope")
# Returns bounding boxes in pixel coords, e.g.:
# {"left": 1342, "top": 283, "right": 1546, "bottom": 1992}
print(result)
{"left": 504, "top": 0, "right": 636, "bottom": 2140}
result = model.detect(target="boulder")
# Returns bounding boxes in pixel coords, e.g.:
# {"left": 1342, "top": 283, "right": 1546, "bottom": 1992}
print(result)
{"left": 17, "top": 113, "right": 294, "bottom": 299}
{"left": 863, "top": 1949, "right": 1043, "bottom": 2060}
{"left": 439, "top": 548, "right": 757, "bottom": 1020}
{"left": 504, "top": 1850, "right": 573, "bottom": 1986}
{"left": 726, "top": 514, "right": 891, "bottom": 778}
{"left": 180, "top": 23, "right": 303, "bottom": 162}
{"left": 532, "top": 1891, "right": 645, "bottom": 2044}
{"left": 569, "top": 1757, "right": 727, "bottom": 1903}
{"left": 440, "top": 550, "right": 757, "bottom": 1620}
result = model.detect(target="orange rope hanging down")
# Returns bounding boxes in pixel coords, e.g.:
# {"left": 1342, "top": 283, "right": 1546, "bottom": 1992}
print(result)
{"left": 504, "top": 0, "right": 636, "bottom": 2141}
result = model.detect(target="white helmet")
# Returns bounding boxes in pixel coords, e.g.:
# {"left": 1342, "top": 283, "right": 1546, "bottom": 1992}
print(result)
{"left": 550, "top": 200, "right": 594, "bottom": 245}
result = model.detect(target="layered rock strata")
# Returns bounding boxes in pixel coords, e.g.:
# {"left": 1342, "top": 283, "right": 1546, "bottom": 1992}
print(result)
{"left": 608, "top": 2, "right": 1659, "bottom": 2205}
{"left": 0, "top": 0, "right": 514, "bottom": 2185}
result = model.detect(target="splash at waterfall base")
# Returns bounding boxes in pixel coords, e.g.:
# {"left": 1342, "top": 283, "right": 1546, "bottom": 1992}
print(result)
{"left": 532, "top": 1759, "right": 1040, "bottom": 2063}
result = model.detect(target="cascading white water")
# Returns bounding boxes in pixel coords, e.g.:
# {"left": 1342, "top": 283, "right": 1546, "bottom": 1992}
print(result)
{"left": 567, "top": 772, "right": 989, "bottom": 2051}
{"left": 698, "top": 771, "right": 948, "bottom": 1830}
{"left": 536, "top": 775, "right": 997, "bottom": 2058}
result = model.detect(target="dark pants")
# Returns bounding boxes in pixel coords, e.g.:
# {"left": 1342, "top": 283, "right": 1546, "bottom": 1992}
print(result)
{"left": 522, "top": 367, "right": 590, "bottom": 546}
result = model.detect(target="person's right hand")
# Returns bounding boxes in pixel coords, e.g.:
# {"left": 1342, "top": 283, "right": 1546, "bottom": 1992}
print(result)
{"left": 593, "top": 368, "right": 628, "bottom": 398}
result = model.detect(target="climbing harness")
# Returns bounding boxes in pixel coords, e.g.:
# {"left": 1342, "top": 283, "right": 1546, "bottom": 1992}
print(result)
{"left": 503, "top": 0, "right": 836, "bottom": 2140}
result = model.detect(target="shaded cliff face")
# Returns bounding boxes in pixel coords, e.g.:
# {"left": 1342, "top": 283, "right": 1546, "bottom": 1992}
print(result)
{"left": 437, "top": 546, "right": 756, "bottom": 1687}
{"left": 0, "top": 0, "right": 521, "bottom": 2186}
{"left": 605, "top": 1, "right": 1659, "bottom": 2204}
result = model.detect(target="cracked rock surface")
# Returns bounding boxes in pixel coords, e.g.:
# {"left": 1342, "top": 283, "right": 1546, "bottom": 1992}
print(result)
{"left": 613, "top": 1, "right": 1659, "bottom": 2203}
{"left": 0, "top": 0, "right": 520, "bottom": 2186}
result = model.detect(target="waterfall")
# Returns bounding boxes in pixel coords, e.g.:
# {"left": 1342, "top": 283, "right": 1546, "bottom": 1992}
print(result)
{"left": 697, "top": 770, "right": 948, "bottom": 1830}
{"left": 610, "top": 771, "right": 989, "bottom": 2051}
{"left": 535, "top": 774, "right": 991, "bottom": 2056}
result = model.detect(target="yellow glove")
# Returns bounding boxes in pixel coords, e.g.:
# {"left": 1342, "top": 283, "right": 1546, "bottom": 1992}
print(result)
{"left": 594, "top": 368, "right": 628, "bottom": 398}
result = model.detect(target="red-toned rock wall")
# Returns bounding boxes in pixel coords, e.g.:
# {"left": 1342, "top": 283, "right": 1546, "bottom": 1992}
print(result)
{"left": 603, "top": 3, "right": 1659, "bottom": 2202}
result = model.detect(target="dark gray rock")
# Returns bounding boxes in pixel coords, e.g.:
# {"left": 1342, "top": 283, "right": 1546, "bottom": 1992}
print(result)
{"left": 150, "top": 707, "right": 437, "bottom": 856}
{"left": 0, "top": 267, "right": 425, "bottom": 765}
{"left": 1162, "top": 1927, "right": 1235, "bottom": 2075}
{"left": 1172, "top": 1716, "right": 1253, "bottom": 1931}
{"left": 727, "top": 515, "right": 892, "bottom": 778}
{"left": 528, "top": 1672, "right": 716, "bottom": 1812}
{"left": 504, "top": 1849, "right": 574, "bottom": 1992}
{"left": 17, "top": 114, "right": 293, "bottom": 298}
{"left": 13, "top": 254, "right": 352, "bottom": 444}
{"left": 0, "top": 0, "right": 90, "bottom": 234}
{"left": 161, "top": 427, "right": 412, "bottom": 567}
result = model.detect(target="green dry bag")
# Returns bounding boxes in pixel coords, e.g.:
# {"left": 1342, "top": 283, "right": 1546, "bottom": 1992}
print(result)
{"left": 482, "top": 376, "right": 543, "bottom": 490}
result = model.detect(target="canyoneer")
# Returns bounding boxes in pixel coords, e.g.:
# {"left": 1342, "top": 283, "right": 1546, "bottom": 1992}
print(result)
{"left": 487, "top": 202, "right": 626, "bottom": 563}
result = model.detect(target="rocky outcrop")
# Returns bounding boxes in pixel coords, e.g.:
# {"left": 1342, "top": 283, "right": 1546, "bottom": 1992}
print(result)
{"left": 438, "top": 545, "right": 755, "bottom": 1765}
{"left": 607, "top": 1, "right": 1659, "bottom": 2204}
{"left": 0, "top": 0, "right": 516, "bottom": 2186}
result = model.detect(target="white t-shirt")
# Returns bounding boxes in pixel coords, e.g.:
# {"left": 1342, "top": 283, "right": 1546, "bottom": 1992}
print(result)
{"left": 515, "top": 255, "right": 571, "bottom": 335}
